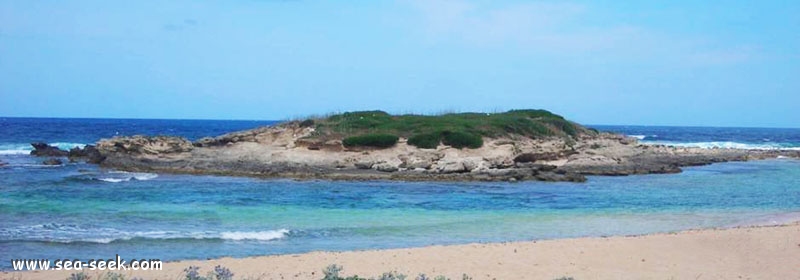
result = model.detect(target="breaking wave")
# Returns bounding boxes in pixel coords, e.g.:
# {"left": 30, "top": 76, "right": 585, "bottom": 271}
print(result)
{"left": 0, "top": 223, "right": 291, "bottom": 244}
{"left": 0, "top": 143, "right": 87, "bottom": 155}
{"left": 641, "top": 141, "right": 800, "bottom": 150}
{"left": 96, "top": 172, "right": 159, "bottom": 183}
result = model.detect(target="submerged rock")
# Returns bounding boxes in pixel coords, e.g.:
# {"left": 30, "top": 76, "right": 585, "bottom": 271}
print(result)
{"left": 42, "top": 158, "right": 63, "bottom": 165}
{"left": 30, "top": 142, "right": 68, "bottom": 157}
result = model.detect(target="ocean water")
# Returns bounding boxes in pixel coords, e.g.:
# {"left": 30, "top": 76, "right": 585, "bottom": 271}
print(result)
{"left": 1, "top": 119, "right": 800, "bottom": 269}
{"left": 592, "top": 125, "right": 800, "bottom": 150}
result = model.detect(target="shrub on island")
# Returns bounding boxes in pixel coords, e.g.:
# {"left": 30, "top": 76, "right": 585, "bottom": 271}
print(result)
{"left": 342, "top": 134, "right": 399, "bottom": 148}
{"left": 408, "top": 132, "right": 442, "bottom": 149}
{"left": 299, "top": 119, "right": 315, "bottom": 128}
{"left": 441, "top": 131, "right": 483, "bottom": 149}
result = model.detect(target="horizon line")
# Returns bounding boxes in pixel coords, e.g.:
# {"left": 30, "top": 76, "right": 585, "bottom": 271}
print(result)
{"left": 1, "top": 115, "right": 798, "bottom": 130}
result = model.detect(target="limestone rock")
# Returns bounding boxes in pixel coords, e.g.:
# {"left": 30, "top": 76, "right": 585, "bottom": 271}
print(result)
{"left": 374, "top": 162, "right": 399, "bottom": 172}
{"left": 96, "top": 136, "right": 193, "bottom": 155}
{"left": 354, "top": 161, "right": 374, "bottom": 169}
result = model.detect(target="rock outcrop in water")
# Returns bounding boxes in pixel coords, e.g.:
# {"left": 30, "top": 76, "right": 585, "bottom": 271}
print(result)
{"left": 67, "top": 145, "right": 105, "bottom": 164}
{"left": 96, "top": 135, "right": 194, "bottom": 155}
{"left": 30, "top": 142, "right": 68, "bottom": 157}
{"left": 88, "top": 115, "right": 797, "bottom": 182}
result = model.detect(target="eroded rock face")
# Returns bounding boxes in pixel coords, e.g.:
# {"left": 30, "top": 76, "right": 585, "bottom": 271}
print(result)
{"left": 30, "top": 142, "right": 68, "bottom": 157}
{"left": 354, "top": 161, "right": 375, "bottom": 169}
{"left": 398, "top": 153, "right": 439, "bottom": 170}
{"left": 96, "top": 136, "right": 193, "bottom": 155}
{"left": 513, "top": 152, "right": 561, "bottom": 163}
{"left": 68, "top": 145, "right": 105, "bottom": 164}
{"left": 192, "top": 123, "right": 314, "bottom": 148}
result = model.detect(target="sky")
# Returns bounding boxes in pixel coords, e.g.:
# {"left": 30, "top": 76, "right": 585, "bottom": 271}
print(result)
{"left": 1, "top": 1, "right": 798, "bottom": 127}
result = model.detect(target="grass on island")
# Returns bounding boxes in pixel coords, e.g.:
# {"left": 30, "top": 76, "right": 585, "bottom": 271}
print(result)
{"left": 302, "top": 109, "right": 585, "bottom": 149}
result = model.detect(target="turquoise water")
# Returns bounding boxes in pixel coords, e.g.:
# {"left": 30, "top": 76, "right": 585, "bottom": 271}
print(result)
{"left": 2, "top": 118, "right": 800, "bottom": 269}
{"left": 1, "top": 156, "right": 799, "bottom": 268}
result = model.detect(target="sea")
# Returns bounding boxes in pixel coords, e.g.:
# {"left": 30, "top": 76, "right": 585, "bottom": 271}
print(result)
{"left": 1, "top": 118, "right": 800, "bottom": 269}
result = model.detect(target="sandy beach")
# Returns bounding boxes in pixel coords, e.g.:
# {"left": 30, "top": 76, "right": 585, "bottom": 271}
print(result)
{"left": 8, "top": 222, "right": 799, "bottom": 280}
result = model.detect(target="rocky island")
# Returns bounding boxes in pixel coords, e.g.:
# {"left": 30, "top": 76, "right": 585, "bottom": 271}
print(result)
{"left": 34, "top": 110, "right": 800, "bottom": 182}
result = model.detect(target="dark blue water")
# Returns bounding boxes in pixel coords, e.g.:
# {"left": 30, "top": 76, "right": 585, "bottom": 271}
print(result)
{"left": 1, "top": 119, "right": 799, "bottom": 269}
{"left": 592, "top": 125, "right": 800, "bottom": 149}
{"left": 0, "top": 117, "right": 278, "bottom": 150}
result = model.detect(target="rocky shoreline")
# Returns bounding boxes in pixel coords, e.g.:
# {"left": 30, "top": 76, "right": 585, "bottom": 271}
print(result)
{"left": 27, "top": 121, "right": 800, "bottom": 182}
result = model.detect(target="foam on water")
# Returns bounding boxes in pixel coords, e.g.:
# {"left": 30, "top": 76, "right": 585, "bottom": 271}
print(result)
{"left": 97, "top": 178, "right": 128, "bottom": 183}
{"left": 724, "top": 211, "right": 800, "bottom": 228}
{"left": 642, "top": 141, "right": 800, "bottom": 150}
{"left": 220, "top": 230, "right": 291, "bottom": 241}
{"left": 0, "top": 149, "right": 30, "bottom": 155}
{"left": 96, "top": 172, "right": 158, "bottom": 183}
{"left": 0, "top": 223, "right": 290, "bottom": 244}
{"left": 0, "top": 142, "right": 86, "bottom": 155}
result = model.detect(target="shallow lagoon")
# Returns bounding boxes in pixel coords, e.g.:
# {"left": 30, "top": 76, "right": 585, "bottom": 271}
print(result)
{"left": 1, "top": 157, "right": 799, "bottom": 268}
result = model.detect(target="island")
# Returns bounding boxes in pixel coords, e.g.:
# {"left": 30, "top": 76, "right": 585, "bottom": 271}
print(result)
{"left": 38, "top": 109, "right": 799, "bottom": 182}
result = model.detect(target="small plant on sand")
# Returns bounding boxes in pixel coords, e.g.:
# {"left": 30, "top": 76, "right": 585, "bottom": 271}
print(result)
{"left": 182, "top": 265, "right": 235, "bottom": 280}
{"left": 376, "top": 271, "right": 406, "bottom": 280}
{"left": 322, "top": 264, "right": 344, "bottom": 280}
{"left": 321, "top": 265, "right": 470, "bottom": 280}
{"left": 212, "top": 265, "right": 235, "bottom": 280}
{"left": 184, "top": 266, "right": 205, "bottom": 280}
{"left": 553, "top": 277, "right": 575, "bottom": 280}
{"left": 99, "top": 272, "right": 127, "bottom": 280}
{"left": 66, "top": 272, "right": 90, "bottom": 280}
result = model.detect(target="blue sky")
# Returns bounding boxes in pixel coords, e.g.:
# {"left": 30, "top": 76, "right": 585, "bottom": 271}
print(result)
{"left": 1, "top": 1, "right": 798, "bottom": 127}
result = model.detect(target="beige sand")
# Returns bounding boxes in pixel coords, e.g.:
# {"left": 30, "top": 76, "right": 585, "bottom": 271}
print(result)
{"left": 6, "top": 223, "right": 799, "bottom": 280}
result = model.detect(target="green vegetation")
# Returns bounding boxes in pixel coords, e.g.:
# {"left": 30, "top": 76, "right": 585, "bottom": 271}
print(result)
{"left": 407, "top": 132, "right": 441, "bottom": 149}
{"left": 441, "top": 131, "right": 483, "bottom": 149}
{"left": 342, "top": 134, "right": 399, "bottom": 148}
{"left": 321, "top": 264, "right": 474, "bottom": 280}
{"left": 299, "top": 119, "right": 315, "bottom": 128}
{"left": 307, "top": 109, "right": 585, "bottom": 149}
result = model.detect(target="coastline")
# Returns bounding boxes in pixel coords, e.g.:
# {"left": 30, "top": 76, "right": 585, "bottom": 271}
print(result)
{"left": 66, "top": 120, "right": 799, "bottom": 183}
{"left": 8, "top": 221, "right": 800, "bottom": 280}
{"left": 19, "top": 113, "right": 799, "bottom": 183}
